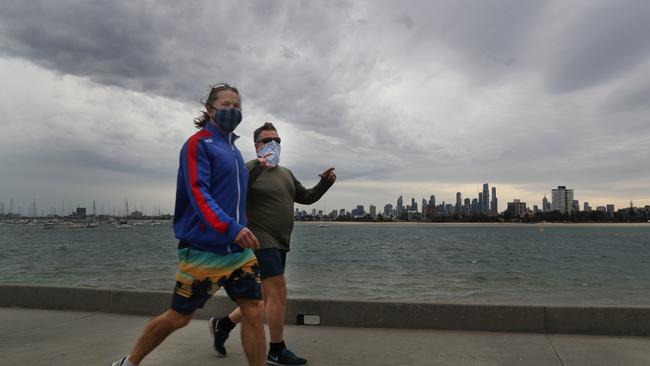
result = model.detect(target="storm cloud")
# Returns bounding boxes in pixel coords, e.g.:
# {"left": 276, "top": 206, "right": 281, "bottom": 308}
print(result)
{"left": 1, "top": 0, "right": 649, "bottom": 213}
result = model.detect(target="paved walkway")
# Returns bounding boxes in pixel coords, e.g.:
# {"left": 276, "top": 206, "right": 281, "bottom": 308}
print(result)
{"left": 1, "top": 307, "right": 649, "bottom": 365}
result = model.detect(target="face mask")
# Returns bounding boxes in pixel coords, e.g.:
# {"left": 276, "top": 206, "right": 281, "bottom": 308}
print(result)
{"left": 257, "top": 141, "right": 281, "bottom": 168}
{"left": 213, "top": 108, "right": 242, "bottom": 132}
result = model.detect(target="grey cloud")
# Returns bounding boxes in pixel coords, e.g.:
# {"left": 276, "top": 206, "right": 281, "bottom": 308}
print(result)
{"left": 1, "top": 1, "right": 650, "bottom": 209}
{"left": 546, "top": 0, "right": 650, "bottom": 93}
{"left": 395, "top": 14, "right": 414, "bottom": 29}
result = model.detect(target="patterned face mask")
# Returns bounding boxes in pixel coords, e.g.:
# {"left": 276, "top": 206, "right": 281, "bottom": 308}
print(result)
{"left": 257, "top": 141, "right": 281, "bottom": 168}
{"left": 213, "top": 108, "right": 242, "bottom": 132}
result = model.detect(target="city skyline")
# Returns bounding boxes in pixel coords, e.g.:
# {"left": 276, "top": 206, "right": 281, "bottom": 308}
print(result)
{"left": 1, "top": 181, "right": 645, "bottom": 219}
{"left": 1, "top": 1, "right": 649, "bottom": 216}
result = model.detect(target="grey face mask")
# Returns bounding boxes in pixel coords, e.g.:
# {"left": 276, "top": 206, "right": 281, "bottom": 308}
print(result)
{"left": 257, "top": 141, "right": 281, "bottom": 167}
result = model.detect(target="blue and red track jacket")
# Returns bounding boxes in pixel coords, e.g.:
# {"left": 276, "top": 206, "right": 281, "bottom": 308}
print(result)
{"left": 173, "top": 122, "right": 248, "bottom": 254}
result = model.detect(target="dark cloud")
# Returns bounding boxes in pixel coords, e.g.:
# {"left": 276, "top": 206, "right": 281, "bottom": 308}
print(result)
{"left": 1, "top": 0, "right": 649, "bottom": 210}
{"left": 546, "top": 0, "right": 650, "bottom": 93}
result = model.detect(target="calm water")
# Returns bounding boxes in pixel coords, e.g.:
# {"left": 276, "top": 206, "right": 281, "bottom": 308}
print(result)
{"left": 1, "top": 222, "right": 649, "bottom": 306}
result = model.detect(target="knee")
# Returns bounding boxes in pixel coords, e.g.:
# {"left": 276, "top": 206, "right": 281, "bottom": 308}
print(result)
{"left": 240, "top": 299, "right": 265, "bottom": 322}
{"left": 265, "top": 276, "right": 287, "bottom": 300}
{"left": 164, "top": 310, "right": 192, "bottom": 329}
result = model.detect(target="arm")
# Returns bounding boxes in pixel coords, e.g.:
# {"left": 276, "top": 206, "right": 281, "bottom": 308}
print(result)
{"left": 246, "top": 159, "right": 264, "bottom": 185}
{"left": 181, "top": 139, "right": 243, "bottom": 242}
{"left": 293, "top": 171, "right": 335, "bottom": 205}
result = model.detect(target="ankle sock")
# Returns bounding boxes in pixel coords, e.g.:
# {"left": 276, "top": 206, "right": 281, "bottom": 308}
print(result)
{"left": 270, "top": 341, "right": 286, "bottom": 353}
{"left": 218, "top": 316, "right": 236, "bottom": 332}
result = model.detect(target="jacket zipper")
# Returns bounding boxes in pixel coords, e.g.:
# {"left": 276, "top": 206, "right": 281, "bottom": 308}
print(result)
{"left": 229, "top": 133, "right": 241, "bottom": 224}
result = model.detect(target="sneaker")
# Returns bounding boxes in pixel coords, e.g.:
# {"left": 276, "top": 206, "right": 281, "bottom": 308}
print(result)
{"left": 111, "top": 357, "right": 130, "bottom": 366}
{"left": 209, "top": 317, "right": 229, "bottom": 357}
{"left": 267, "top": 348, "right": 308, "bottom": 366}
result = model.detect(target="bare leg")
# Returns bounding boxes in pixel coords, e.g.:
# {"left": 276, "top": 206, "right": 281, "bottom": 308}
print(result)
{"left": 263, "top": 274, "right": 287, "bottom": 343}
{"left": 128, "top": 309, "right": 192, "bottom": 365}
{"left": 237, "top": 298, "right": 266, "bottom": 366}
{"left": 228, "top": 306, "right": 243, "bottom": 324}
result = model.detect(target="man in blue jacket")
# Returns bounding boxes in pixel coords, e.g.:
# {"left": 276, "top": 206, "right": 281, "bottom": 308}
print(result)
{"left": 112, "top": 84, "right": 266, "bottom": 366}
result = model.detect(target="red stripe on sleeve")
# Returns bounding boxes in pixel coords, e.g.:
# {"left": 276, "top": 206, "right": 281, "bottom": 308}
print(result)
{"left": 187, "top": 130, "right": 230, "bottom": 234}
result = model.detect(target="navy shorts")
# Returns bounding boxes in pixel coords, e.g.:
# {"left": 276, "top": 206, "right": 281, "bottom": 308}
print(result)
{"left": 255, "top": 248, "right": 287, "bottom": 279}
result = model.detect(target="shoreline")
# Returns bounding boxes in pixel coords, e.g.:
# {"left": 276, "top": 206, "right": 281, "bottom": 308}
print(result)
{"left": 297, "top": 221, "right": 650, "bottom": 227}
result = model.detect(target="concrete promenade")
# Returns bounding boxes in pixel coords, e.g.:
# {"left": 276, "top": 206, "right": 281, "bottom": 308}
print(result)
{"left": 2, "top": 307, "right": 650, "bottom": 365}
{"left": 2, "top": 285, "right": 650, "bottom": 365}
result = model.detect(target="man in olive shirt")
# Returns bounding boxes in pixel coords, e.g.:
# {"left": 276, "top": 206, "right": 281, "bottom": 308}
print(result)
{"left": 209, "top": 122, "right": 335, "bottom": 365}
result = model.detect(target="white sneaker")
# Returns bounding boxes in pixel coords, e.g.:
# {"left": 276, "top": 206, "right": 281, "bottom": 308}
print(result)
{"left": 111, "top": 356, "right": 131, "bottom": 366}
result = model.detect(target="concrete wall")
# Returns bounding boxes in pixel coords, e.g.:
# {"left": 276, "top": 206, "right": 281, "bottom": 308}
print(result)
{"left": 1, "top": 284, "right": 648, "bottom": 336}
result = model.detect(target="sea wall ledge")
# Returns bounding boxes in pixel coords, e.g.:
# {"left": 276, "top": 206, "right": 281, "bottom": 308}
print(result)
{"left": 1, "top": 284, "right": 648, "bottom": 336}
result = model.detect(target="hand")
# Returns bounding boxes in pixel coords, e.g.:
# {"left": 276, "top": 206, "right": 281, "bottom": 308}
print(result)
{"left": 234, "top": 227, "right": 260, "bottom": 249}
{"left": 319, "top": 167, "right": 336, "bottom": 183}
{"left": 257, "top": 152, "right": 273, "bottom": 168}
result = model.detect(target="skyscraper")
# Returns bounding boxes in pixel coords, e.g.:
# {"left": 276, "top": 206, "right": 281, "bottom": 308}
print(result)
{"left": 478, "top": 192, "right": 483, "bottom": 213}
{"left": 480, "top": 184, "right": 487, "bottom": 212}
{"left": 542, "top": 195, "right": 549, "bottom": 213}
{"left": 551, "top": 186, "right": 574, "bottom": 214}
{"left": 456, "top": 192, "right": 462, "bottom": 213}
{"left": 491, "top": 187, "right": 497, "bottom": 213}
{"left": 411, "top": 198, "right": 417, "bottom": 212}
{"left": 383, "top": 203, "right": 393, "bottom": 216}
{"left": 396, "top": 195, "right": 403, "bottom": 216}
{"left": 369, "top": 205, "right": 377, "bottom": 218}
{"left": 429, "top": 195, "right": 436, "bottom": 208}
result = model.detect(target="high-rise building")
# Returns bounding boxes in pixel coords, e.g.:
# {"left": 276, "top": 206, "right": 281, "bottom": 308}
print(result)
{"left": 351, "top": 205, "right": 365, "bottom": 217}
{"left": 482, "top": 183, "right": 490, "bottom": 212}
{"left": 551, "top": 186, "right": 574, "bottom": 214}
{"left": 369, "top": 205, "right": 377, "bottom": 218}
{"left": 383, "top": 203, "right": 393, "bottom": 217}
{"left": 491, "top": 187, "right": 497, "bottom": 213}
{"left": 542, "top": 195, "right": 549, "bottom": 213}
{"left": 396, "top": 196, "right": 403, "bottom": 216}
{"left": 456, "top": 192, "right": 462, "bottom": 213}
{"left": 471, "top": 198, "right": 478, "bottom": 213}
{"left": 421, "top": 198, "right": 427, "bottom": 214}
{"left": 429, "top": 195, "right": 436, "bottom": 208}
{"left": 464, "top": 198, "right": 471, "bottom": 215}
{"left": 478, "top": 192, "right": 483, "bottom": 213}
{"left": 606, "top": 204, "right": 615, "bottom": 216}
{"left": 572, "top": 200, "right": 580, "bottom": 212}
{"left": 583, "top": 202, "right": 592, "bottom": 212}
{"left": 507, "top": 199, "right": 527, "bottom": 217}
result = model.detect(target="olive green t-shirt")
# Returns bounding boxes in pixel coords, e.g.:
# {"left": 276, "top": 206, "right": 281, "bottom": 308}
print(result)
{"left": 246, "top": 160, "right": 333, "bottom": 251}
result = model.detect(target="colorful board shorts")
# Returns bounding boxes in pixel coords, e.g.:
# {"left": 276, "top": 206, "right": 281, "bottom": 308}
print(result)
{"left": 171, "top": 245, "right": 262, "bottom": 314}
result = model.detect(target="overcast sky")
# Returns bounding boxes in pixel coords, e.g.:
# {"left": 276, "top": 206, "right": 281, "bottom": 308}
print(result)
{"left": 1, "top": 0, "right": 649, "bottom": 216}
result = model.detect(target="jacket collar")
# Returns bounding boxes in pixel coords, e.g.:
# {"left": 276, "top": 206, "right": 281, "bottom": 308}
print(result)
{"left": 205, "top": 121, "right": 240, "bottom": 142}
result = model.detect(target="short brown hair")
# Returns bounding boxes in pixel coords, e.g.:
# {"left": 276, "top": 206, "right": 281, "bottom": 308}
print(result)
{"left": 193, "top": 83, "right": 240, "bottom": 129}
{"left": 253, "top": 122, "right": 277, "bottom": 142}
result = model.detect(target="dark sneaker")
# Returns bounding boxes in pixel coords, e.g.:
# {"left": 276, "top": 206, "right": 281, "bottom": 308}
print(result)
{"left": 267, "top": 348, "right": 308, "bottom": 366}
{"left": 209, "top": 317, "right": 230, "bottom": 357}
